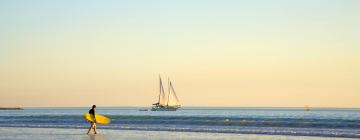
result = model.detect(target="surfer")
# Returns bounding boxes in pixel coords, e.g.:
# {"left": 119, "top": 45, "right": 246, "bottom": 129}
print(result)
{"left": 87, "top": 105, "right": 97, "bottom": 134}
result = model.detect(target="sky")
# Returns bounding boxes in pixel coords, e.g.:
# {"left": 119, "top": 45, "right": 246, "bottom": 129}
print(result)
{"left": 0, "top": 0, "right": 359, "bottom": 107}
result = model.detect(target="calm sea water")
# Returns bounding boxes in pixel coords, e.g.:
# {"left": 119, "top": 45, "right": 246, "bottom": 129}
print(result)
{"left": 0, "top": 107, "right": 359, "bottom": 138}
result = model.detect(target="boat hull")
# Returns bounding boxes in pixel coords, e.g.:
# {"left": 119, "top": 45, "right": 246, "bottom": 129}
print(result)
{"left": 151, "top": 105, "right": 180, "bottom": 111}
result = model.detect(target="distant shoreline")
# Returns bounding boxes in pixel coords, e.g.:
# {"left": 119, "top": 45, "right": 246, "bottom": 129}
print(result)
{"left": 0, "top": 107, "right": 23, "bottom": 110}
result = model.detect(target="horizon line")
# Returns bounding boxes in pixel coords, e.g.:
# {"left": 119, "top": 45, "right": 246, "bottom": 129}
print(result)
{"left": 7, "top": 106, "right": 360, "bottom": 109}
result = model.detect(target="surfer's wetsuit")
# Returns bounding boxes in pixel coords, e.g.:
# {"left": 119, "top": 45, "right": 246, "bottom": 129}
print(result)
{"left": 89, "top": 108, "right": 95, "bottom": 115}
{"left": 89, "top": 108, "right": 96, "bottom": 123}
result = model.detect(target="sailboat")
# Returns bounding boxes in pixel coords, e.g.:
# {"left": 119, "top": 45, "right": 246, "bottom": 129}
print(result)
{"left": 151, "top": 75, "right": 181, "bottom": 111}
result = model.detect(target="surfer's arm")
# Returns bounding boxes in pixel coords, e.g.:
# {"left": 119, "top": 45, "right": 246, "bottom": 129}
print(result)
{"left": 93, "top": 112, "right": 97, "bottom": 123}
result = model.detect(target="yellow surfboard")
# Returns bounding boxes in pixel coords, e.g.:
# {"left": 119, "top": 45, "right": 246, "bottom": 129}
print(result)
{"left": 84, "top": 113, "right": 111, "bottom": 124}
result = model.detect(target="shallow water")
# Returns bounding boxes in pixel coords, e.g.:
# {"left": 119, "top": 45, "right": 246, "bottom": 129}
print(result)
{"left": 0, "top": 107, "right": 359, "bottom": 138}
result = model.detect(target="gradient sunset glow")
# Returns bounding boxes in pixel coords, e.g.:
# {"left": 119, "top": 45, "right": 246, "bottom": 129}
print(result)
{"left": 0, "top": 0, "right": 359, "bottom": 107}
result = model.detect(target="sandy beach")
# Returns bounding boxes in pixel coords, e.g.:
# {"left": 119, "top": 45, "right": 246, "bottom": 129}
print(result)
{"left": 0, "top": 127, "right": 356, "bottom": 140}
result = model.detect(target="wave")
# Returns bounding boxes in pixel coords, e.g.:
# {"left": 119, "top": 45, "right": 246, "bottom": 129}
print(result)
{"left": 1, "top": 115, "right": 359, "bottom": 129}
{"left": 0, "top": 115, "right": 359, "bottom": 138}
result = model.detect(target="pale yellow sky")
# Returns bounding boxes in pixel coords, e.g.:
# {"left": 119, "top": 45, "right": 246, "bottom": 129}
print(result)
{"left": 0, "top": 0, "right": 359, "bottom": 107}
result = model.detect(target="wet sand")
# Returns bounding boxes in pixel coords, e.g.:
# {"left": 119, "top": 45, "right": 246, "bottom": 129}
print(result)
{"left": 0, "top": 127, "right": 356, "bottom": 140}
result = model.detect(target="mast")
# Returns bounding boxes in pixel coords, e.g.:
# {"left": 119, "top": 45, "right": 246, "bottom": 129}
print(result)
{"left": 157, "top": 75, "right": 162, "bottom": 104}
{"left": 167, "top": 77, "right": 170, "bottom": 106}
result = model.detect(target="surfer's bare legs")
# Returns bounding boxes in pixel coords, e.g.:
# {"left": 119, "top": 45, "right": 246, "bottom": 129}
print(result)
{"left": 86, "top": 123, "right": 92, "bottom": 134}
{"left": 93, "top": 123, "right": 97, "bottom": 134}
{"left": 87, "top": 123, "right": 97, "bottom": 134}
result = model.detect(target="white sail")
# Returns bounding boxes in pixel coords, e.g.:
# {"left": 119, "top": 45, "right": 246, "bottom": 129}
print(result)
{"left": 158, "top": 76, "right": 167, "bottom": 105}
{"left": 166, "top": 81, "right": 180, "bottom": 106}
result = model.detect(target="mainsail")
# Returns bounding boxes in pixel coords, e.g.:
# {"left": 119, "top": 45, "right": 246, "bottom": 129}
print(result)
{"left": 167, "top": 81, "right": 180, "bottom": 106}
{"left": 157, "top": 76, "right": 167, "bottom": 106}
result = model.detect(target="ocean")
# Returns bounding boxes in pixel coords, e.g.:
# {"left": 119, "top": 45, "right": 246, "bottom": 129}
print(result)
{"left": 0, "top": 107, "right": 359, "bottom": 139}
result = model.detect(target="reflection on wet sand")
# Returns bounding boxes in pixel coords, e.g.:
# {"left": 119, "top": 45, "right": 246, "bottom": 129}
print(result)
{"left": 88, "top": 134, "right": 106, "bottom": 140}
